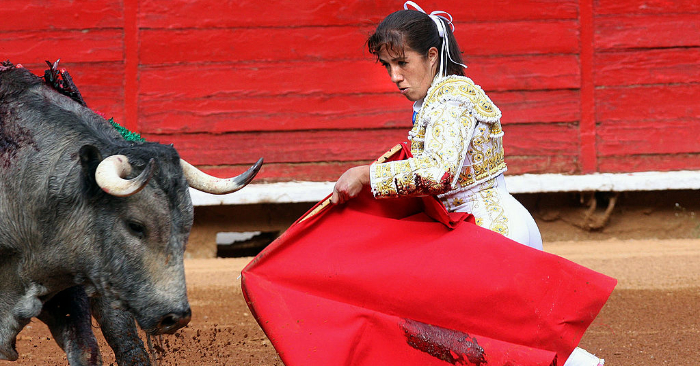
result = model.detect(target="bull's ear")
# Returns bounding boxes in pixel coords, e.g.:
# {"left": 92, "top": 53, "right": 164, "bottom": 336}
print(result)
{"left": 79, "top": 145, "right": 103, "bottom": 191}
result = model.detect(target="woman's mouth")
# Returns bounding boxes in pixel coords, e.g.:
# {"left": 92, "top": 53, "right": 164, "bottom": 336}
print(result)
{"left": 400, "top": 87, "right": 408, "bottom": 95}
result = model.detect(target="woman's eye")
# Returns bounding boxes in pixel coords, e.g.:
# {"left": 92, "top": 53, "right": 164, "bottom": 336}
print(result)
{"left": 398, "top": 61, "right": 407, "bottom": 66}
{"left": 126, "top": 220, "right": 147, "bottom": 239}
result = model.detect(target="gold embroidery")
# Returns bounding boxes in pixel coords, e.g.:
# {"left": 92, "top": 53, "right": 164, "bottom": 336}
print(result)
{"left": 422, "top": 77, "right": 501, "bottom": 122}
{"left": 370, "top": 76, "right": 506, "bottom": 199}
{"left": 473, "top": 185, "right": 509, "bottom": 237}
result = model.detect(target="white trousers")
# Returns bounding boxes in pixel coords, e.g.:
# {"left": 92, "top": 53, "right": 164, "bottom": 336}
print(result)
{"left": 444, "top": 174, "right": 543, "bottom": 250}
{"left": 564, "top": 347, "right": 603, "bottom": 366}
{"left": 444, "top": 175, "right": 602, "bottom": 366}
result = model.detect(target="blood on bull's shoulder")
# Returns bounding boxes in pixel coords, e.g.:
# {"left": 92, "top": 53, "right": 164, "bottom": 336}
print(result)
{"left": 0, "top": 61, "right": 262, "bottom": 364}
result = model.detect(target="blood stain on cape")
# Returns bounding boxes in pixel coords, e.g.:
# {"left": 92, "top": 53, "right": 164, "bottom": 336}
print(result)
{"left": 401, "top": 318, "right": 487, "bottom": 365}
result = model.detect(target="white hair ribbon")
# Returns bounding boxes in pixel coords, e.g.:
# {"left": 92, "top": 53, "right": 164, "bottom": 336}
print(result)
{"left": 403, "top": 1, "right": 467, "bottom": 77}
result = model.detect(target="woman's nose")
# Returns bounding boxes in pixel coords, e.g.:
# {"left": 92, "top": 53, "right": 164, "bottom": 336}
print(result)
{"left": 390, "top": 68, "right": 403, "bottom": 83}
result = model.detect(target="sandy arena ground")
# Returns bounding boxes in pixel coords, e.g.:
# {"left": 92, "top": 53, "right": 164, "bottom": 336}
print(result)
{"left": 6, "top": 238, "right": 700, "bottom": 365}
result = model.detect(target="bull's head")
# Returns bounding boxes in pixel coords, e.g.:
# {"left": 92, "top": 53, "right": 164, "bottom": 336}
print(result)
{"left": 78, "top": 144, "right": 261, "bottom": 335}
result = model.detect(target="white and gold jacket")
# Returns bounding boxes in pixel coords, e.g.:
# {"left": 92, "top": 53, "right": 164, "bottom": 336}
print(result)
{"left": 369, "top": 75, "right": 507, "bottom": 210}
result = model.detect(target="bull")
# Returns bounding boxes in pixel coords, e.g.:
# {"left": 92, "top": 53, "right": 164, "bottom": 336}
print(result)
{"left": 0, "top": 61, "right": 263, "bottom": 365}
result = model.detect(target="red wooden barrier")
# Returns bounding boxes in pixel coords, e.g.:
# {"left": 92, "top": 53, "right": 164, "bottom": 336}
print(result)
{"left": 2, "top": 0, "right": 698, "bottom": 182}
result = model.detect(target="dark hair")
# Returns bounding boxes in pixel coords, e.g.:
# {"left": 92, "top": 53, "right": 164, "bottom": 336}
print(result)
{"left": 366, "top": 9, "right": 465, "bottom": 77}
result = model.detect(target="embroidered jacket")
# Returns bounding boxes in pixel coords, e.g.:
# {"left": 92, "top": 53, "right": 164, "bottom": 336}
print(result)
{"left": 369, "top": 75, "right": 507, "bottom": 203}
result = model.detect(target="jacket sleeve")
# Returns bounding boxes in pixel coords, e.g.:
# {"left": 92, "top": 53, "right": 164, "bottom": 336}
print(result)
{"left": 369, "top": 99, "right": 477, "bottom": 198}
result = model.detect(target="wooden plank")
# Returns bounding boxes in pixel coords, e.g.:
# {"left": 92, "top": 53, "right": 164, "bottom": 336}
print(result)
{"left": 502, "top": 123, "right": 580, "bottom": 156}
{"left": 142, "top": 90, "right": 568, "bottom": 134}
{"left": 146, "top": 129, "right": 409, "bottom": 165}
{"left": 139, "top": 61, "right": 391, "bottom": 98}
{"left": 455, "top": 20, "right": 579, "bottom": 56}
{"left": 139, "top": 94, "right": 410, "bottom": 133}
{"left": 0, "top": 30, "right": 124, "bottom": 63}
{"left": 596, "top": 85, "right": 700, "bottom": 122}
{"left": 595, "top": 14, "right": 700, "bottom": 51}
{"left": 139, "top": 55, "right": 580, "bottom": 99}
{"left": 597, "top": 120, "right": 700, "bottom": 156}
{"left": 139, "top": 20, "right": 578, "bottom": 65}
{"left": 595, "top": 48, "right": 700, "bottom": 87}
{"left": 598, "top": 154, "right": 700, "bottom": 173}
{"left": 139, "top": 0, "right": 578, "bottom": 29}
{"left": 139, "top": 89, "right": 578, "bottom": 134}
{"left": 0, "top": 0, "right": 122, "bottom": 31}
{"left": 447, "top": 55, "right": 580, "bottom": 91}
{"left": 505, "top": 155, "right": 579, "bottom": 175}
{"left": 139, "top": 27, "right": 374, "bottom": 64}
{"left": 152, "top": 124, "right": 580, "bottom": 168}
{"left": 595, "top": 0, "right": 700, "bottom": 15}
{"left": 494, "top": 90, "right": 580, "bottom": 124}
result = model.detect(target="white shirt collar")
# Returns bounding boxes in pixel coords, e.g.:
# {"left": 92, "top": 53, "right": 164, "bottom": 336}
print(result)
{"left": 413, "top": 98, "right": 424, "bottom": 113}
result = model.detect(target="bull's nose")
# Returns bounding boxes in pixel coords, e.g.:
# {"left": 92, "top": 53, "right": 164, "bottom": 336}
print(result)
{"left": 156, "top": 308, "right": 191, "bottom": 334}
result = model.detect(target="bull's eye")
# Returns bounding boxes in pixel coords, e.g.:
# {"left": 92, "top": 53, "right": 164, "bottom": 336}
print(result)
{"left": 126, "top": 220, "right": 147, "bottom": 239}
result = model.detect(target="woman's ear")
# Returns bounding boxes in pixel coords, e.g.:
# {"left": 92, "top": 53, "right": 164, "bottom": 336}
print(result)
{"left": 428, "top": 47, "right": 439, "bottom": 68}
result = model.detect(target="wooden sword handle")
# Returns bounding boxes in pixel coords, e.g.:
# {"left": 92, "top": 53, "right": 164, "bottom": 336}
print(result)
{"left": 299, "top": 143, "right": 404, "bottom": 222}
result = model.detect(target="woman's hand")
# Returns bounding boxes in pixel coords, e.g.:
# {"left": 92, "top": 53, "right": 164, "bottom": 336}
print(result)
{"left": 331, "top": 165, "right": 370, "bottom": 205}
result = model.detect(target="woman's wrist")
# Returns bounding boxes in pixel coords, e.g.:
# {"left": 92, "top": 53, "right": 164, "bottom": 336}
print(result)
{"left": 357, "top": 165, "right": 371, "bottom": 185}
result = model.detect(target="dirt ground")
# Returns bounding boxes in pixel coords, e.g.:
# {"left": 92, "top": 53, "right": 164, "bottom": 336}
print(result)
{"left": 7, "top": 238, "right": 700, "bottom": 366}
{"left": 5, "top": 190, "right": 700, "bottom": 365}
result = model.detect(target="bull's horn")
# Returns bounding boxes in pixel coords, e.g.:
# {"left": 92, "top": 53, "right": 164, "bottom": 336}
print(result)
{"left": 95, "top": 155, "right": 155, "bottom": 197}
{"left": 180, "top": 157, "right": 263, "bottom": 194}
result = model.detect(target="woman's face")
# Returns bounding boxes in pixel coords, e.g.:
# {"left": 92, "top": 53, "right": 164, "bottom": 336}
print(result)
{"left": 378, "top": 45, "right": 438, "bottom": 102}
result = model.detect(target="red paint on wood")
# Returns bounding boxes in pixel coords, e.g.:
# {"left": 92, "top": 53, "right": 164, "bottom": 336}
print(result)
{"left": 139, "top": 94, "right": 410, "bottom": 133}
{"left": 506, "top": 156, "right": 579, "bottom": 175}
{"left": 597, "top": 120, "right": 700, "bottom": 156}
{"left": 124, "top": 0, "right": 139, "bottom": 131}
{"left": 598, "top": 154, "right": 700, "bottom": 173}
{"left": 138, "top": 89, "right": 580, "bottom": 134}
{"left": 466, "top": 55, "right": 580, "bottom": 91}
{"left": 138, "top": 55, "right": 579, "bottom": 100}
{"left": 139, "top": 61, "right": 391, "bottom": 98}
{"left": 0, "top": 1, "right": 122, "bottom": 31}
{"left": 596, "top": 85, "right": 700, "bottom": 122}
{"left": 147, "top": 129, "right": 410, "bottom": 165}
{"left": 579, "top": 0, "right": 597, "bottom": 173}
{"left": 595, "top": 48, "right": 700, "bottom": 87}
{"left": 139, "top": 27, "right": 375, "bottom": 64}
{"left": 0, "top": 30, "right": 123, "bottom": 63}
{"left": 494, "top": 90, "right": 580, "bottom": 124}
{"left": 503, "top": 123, "right": 580, "bottom": 156}
{"left": 595, "top": 14, "right": 700, "bottom": 51}
{"left": 456, "top": 21, "right": 579, "bottom": 56}
{"left": 139, "top": 21, "right": 579, "bottom": 65}
{"left": 595, "top": 0, "right": 700, "bottom": 15}
{"left": 139, "top": 0, "right": 578, "bottom": 29}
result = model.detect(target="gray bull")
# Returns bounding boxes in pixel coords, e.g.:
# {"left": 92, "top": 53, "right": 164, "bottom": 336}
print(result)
{"left": 0, "top": 61, "right": 262, "bottom": 365}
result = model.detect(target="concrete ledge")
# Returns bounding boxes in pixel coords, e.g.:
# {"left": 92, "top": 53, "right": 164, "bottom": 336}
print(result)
{"left": 505, "top": 170, "right": 700, "bottom": 194}
{"left": 191, "top": 170, "right": 700, "bottom": 206}
{"left": 190, "top": 181, "right": 334, "bottom": 206}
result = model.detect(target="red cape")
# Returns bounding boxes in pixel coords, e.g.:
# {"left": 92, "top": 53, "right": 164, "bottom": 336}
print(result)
{"left": 242, "top": 145, "right": 616, "bottom": 366}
